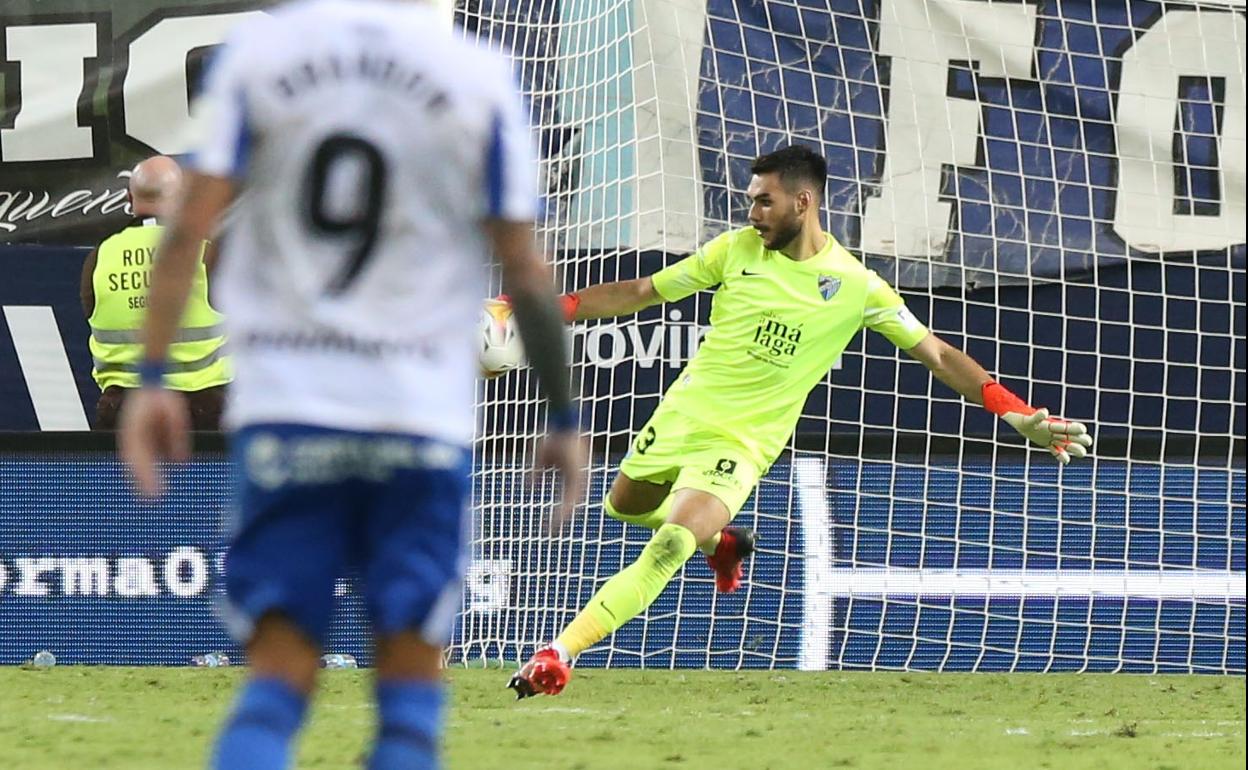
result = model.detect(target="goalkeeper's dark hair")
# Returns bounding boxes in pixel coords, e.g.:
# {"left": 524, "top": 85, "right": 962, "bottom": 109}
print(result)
{"left": 750, "top": 144, "right": 827, "bottom": 201}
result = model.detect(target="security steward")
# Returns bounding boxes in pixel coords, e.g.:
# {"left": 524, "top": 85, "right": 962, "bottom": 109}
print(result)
{"left": 80, "top": 156, "right": 231, "bottom": 430}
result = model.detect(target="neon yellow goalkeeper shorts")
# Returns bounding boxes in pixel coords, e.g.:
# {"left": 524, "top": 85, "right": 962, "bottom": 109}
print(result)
{"left": 618, "top": 404, "right": 767, "bottom": 516}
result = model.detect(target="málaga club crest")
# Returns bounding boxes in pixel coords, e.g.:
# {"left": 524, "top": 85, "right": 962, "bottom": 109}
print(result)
{"left": 818, "top": 275, "right": 841, "bottom": 301}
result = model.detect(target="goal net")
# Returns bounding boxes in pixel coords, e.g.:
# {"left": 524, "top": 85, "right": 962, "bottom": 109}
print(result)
{"left": 454, "top": 0, "right": 1246, "bottom": 673}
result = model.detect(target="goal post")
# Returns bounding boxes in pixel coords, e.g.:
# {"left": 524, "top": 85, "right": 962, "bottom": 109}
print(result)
{"left": 454, "top": 0, "right": 1246, "bottom": 674}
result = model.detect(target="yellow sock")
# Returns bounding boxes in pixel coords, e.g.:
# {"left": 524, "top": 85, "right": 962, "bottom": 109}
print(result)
{"left": 555, "top": 523, "right": 698, "bottom": 657}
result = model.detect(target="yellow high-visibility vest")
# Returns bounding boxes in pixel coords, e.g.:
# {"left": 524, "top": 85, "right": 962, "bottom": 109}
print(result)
{"left": 88, "top": 220, "right": 231, "bottom": 391}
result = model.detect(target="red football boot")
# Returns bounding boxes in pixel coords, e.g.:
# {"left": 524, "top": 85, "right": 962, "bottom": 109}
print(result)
{"left": 706, "top": 526, "right": 756, "bottom": 593}
{"left": 507, "top": 647, "right": 571, "bottom": 699}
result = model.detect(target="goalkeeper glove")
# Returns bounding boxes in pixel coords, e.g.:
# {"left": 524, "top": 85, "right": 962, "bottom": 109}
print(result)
{"left": 495, "top": 292, "right": 581, "bottom": 323}
{"left": 982, "top": 382, "right": 1093, "bottom": 464}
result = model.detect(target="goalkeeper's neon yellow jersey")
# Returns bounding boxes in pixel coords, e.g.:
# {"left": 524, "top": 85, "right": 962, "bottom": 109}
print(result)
{"left": 650, "top": 226, "right": 929, "bottom": 465}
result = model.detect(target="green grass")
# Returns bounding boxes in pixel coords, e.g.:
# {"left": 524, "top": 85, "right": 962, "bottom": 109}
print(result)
{"left": 0, "top": 667, "right": 1242, "bottom": 769}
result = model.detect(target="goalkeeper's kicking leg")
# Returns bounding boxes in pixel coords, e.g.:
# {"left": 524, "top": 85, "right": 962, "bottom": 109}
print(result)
{"left": 508, "top": 481, "right": 754, "bottom": 699}
{"left": 600, "top": 475, "right": 756, "bottom": 594}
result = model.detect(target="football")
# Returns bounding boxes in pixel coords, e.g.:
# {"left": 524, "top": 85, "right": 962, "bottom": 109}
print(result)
{"left": 478, "top": 298, "right": 525, "bottom": 378}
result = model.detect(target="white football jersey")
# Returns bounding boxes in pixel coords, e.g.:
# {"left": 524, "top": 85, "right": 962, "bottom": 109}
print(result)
{"left": 191, "top": 0, "right": 536, "bottom": 442}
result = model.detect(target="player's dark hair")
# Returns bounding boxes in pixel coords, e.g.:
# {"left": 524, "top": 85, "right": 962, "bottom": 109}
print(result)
{"left": 750, "top": 144, "right": 827, "bottom": 201}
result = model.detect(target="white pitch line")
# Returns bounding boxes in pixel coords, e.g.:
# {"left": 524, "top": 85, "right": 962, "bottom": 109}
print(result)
{"left": 47, "top": 714, "right": 112, "bottom": 723}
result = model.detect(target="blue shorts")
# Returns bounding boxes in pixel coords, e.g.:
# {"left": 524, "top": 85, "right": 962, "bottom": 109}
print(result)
{"left": 220, "top": 423, "right": 470, "bottom": 647}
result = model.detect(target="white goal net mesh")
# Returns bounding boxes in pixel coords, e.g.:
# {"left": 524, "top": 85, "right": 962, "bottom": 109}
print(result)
{"left": 453, "top": 0, "right": 1246, "bottom": 673}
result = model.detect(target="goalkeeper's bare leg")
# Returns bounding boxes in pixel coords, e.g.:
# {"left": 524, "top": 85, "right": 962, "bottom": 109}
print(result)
{"left": 508, "top": 483, "right": 753, "bottom": 699}
{"left": 604, "top": 474, "right": 755, "bottom": 592}
{"left": 604, "top": 474, "right": 719, "bottom": 551}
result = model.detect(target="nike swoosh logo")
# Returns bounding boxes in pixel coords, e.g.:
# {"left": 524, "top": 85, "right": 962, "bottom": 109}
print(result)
{"left": 740, "top": 269, "right": 762, "bottom": 276}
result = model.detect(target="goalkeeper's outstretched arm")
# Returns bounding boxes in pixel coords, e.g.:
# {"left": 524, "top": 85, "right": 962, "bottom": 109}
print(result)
{"left": 562, "top": 277, "right": 662, "bottom": 321}
{"left": 904, "top": 333, "right": 993, "bottom": 404}
{"left": 906, "top": 332, "right": 1094, "bottom": 464}
{"left": 499, "top": 277, "right": 662, "bottom": 322}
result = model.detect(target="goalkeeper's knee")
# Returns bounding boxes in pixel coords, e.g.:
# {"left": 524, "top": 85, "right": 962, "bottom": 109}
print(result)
{"left": 604, "top": 495, "right": 670, "bottom": 531}
{"left": 640, "top": 523, "right": 698, "bottom": 574}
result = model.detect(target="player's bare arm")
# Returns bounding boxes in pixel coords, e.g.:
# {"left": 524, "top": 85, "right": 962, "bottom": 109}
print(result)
{"left": 142, "top": 173, "right": 234, "bottom": 360}
{"left": 489, "top": 218, "right": 587, "bottom": 530}
{"left": 904, "top": 332, "right": 992, "bottom": 402}
{"left": 495, "top": 276, "right": 661, "bottom": 330}
{"left": 565, "top": 276, "right": 662, "bottom": 321}
{"left": 119, "top": 172, "right": 234, "bottom": 496}
{"left": 905, "top": 331, "right": 1094, "bottom": 464}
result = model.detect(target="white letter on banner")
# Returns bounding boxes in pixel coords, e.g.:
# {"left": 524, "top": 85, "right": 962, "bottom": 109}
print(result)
{"left": 15, "top": 557, "right": 57, "bottom": 596}
{"left": 163, "top": 547, "right": 208, "bottom": 597}
{"left": 0, "top": 24, "right": 97, "bottom": 161}
{"left": 585, "top": 326, "right": 625, "bottom": 367}
{"left": 627, "top": 325, "right": 662, "bottom": 369}
{"left": 1114, "top": 10, "right": 1247, "bottom": 252}
{"left": 114, "top": 558, "right": 160, "bottom": 597}
{"left": 123, "top": 13, "right": 262, "bottom": 153}
{"left": 60, "top": 558, "right": 110, "bottom": 596}
{"left": 863, "top": 0, "right": 1037, "bottom": 258}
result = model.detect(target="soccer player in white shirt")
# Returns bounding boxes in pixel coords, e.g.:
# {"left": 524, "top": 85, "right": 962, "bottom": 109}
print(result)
{"left": 119, "top": 2, "right": 583, "bottom": 768}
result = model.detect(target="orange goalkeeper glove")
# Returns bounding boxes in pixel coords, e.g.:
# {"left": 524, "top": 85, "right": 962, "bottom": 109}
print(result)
{"left": 982, "top": 382, "right": 1093, "bottom": 464}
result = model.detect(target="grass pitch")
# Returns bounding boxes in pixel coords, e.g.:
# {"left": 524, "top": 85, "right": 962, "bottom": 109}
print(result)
{"left": 0, "top": 666, "right": 1242, "bottom": 769}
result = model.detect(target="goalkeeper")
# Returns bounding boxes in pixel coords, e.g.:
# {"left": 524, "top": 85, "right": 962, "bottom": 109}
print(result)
{"left": 507, "top": 144, "right": 1093, "bottom": 699}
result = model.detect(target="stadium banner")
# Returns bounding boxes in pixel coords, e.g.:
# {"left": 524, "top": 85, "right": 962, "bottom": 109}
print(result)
{"left": 0, "top": 246, "right": 97, "bottom": 431}
{"left": 693, "top": 0, "right": 1247, "bottom": 287}
{"left": 0, "top": 244, "right": 723, "bottom": 431}
{"left": 0, "top": 1, "right": 270, "bottom": 245}
{"left": 1, "top": 244, "right": 1242, "bottom": 437}
{"left": 0, "top": 451, "right": 1242, "bottom": 671}
{"left": 0, "top": 0, "right": 458, "bottom": 245}
{"left": 0, "top": 0, "right": 1243, "bottom": 285}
